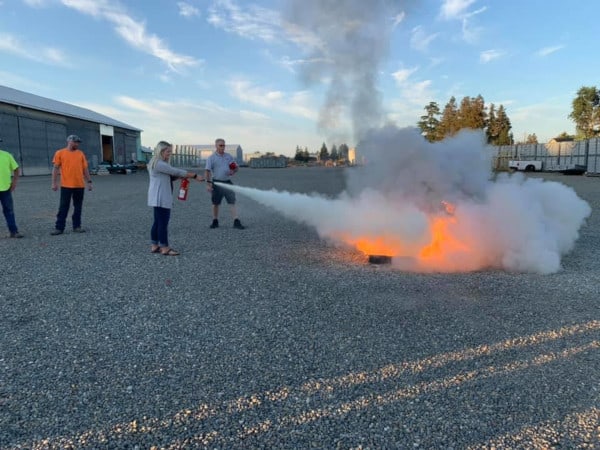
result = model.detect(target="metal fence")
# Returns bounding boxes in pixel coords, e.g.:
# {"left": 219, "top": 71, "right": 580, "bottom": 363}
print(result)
{"left": 493, "top": 138, "right": 600, "bottom": 174}
{"left": 170, "top": 146, "right": 202, "bottom": 168}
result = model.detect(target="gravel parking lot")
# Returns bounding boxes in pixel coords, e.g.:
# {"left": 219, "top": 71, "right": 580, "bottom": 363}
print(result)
{"left": 1, "top": 168, "right": 599, "bottom": 449}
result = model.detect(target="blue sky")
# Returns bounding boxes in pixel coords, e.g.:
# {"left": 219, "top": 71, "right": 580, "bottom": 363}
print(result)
{"left": 1, "top": 0, "right": 598, "bottom": 156}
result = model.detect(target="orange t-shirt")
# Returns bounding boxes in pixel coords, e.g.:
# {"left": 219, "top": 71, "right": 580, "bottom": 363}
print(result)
{"left": 53, "top": 148, "right": 89, "bottom": 188}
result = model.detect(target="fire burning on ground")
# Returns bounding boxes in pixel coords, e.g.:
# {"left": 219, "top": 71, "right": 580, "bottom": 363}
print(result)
{"left": 341, "top": 199, "right": 466, "bottom": 265}
{"left": 219, "top": 128, "right": 591, "bottom": 275}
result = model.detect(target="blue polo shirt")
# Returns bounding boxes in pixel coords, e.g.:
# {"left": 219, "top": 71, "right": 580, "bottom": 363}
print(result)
{"left": 205, "top": 151, "right": 235, "bottom": 181}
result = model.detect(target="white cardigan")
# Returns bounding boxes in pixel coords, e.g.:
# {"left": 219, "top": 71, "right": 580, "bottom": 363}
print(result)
{"left": 147, "top": 159, "right": 187, "bottom": 209}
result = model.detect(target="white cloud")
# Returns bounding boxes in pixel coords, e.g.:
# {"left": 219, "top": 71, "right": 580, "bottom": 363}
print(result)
{"left": 439, "top": 1, "right": 487, "bottom": 43}
{"left": 390, "top": 65, "right": 435, "bottom": 107}
{"left": 392, "top": 66, "right": 419, "bottom": 84}
{"left": 177, "top": 1, "right": 200, "bottom": 18}
{"left": 392, "top": 11, "right": 405, "bottom": 28}
{"left": 440, "top": 0, "right": 477, "bottom": 20}
{"left": 410, "top": 26, "right": 439, "bottom": 52}
{"left": 41, "top": 47, "right": 69, "bottom": 65}
{"left": 0, "top": 70, "right": 48, "bottom": 91}
{"left": 510, "top": 100, "right": 573, "bottom": 143}
{"left": 207, "top": 0, "right": 281, "bottom": 42}
{"left": 207, "top": 0, "right": 322, "bottom": 52}
{"left": 401, "top": 80, "right": 434, "bottom": 106}
{"left": 387, "top": 65, "right": 436, "bottom": 127}
{"left": 0, "top": 32, "right": 71, "bottom": 66}
{"left": 22, "top": 0, "right": 46, "bottom": 6}
{"left": 479, "top": 49, "right": 504, "bottom": 63}
{"left": 79, "top": 95, "right": 323, "bottom": 153}
{"left": 536, "top": 45, "right": 565, "bottom": 57}
{"left": 59, "top": 0, "right": 200, "bottom": 72}
{"left": 228, "top": 78, "right": 317, "bottom": 121}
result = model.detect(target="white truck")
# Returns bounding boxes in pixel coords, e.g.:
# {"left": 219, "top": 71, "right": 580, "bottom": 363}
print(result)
{"left": 508, "top": 160, "right": 543, "bottom": 172}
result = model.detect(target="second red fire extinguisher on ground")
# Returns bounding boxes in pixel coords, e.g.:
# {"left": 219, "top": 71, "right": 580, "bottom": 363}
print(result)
{"left": 178, "top": 177, "right": 190, "bottom": 201}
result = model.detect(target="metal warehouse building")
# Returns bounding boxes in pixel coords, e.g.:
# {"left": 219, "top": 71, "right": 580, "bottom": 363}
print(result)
{"left": 0, "top": 85, "right": 141, "bottom": 175}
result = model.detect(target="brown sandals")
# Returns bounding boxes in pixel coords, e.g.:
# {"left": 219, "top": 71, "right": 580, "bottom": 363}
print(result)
{"left": 160, "top": 248, "right": 180, "bottom": 256}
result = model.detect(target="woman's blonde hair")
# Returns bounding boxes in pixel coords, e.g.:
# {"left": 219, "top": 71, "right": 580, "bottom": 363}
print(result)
{"left": 150, "top": 140, "right": 172, "bottom": 170}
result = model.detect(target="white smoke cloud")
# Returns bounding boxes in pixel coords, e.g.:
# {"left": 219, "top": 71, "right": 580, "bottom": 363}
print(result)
{"left": 282, "top": 0, "right": 406, "bottom": 142}
{"left": 221, "top": 0, "right": 591, "bottom": 274}
{"left": 221, "top": 127, "right": 591, "bottom": 274}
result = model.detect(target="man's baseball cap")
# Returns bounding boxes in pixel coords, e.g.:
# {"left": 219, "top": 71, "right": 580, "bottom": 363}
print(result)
{"left": 67, "top": 134, "right": 82, "bottom": 142}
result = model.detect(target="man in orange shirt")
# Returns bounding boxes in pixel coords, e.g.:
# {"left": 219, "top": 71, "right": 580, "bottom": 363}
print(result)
{"left": 50, "top": 135, "right": 93, "bottom": 235}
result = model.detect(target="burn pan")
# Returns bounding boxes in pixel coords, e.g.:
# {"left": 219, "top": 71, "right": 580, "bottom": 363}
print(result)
{"left": 368, "top": 255, "right": 392, "bottom": 264}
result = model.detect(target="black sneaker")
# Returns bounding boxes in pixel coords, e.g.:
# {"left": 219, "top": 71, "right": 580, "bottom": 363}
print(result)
{"left": 9, "top": 232, "right": 24, "bottom": 238}
{"left": 210, "top": 219, "right": 219, "bottom": 229}
{"left": 233, "top": 219, "right": 245, "bottom": 229}
{"left": 73, "top": 228, "right": 86, "bottom": 233}
{"left": 50, "top": 229, "right": 64, "bottom": 236}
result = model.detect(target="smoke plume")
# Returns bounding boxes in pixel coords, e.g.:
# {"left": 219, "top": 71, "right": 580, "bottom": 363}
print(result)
{"left": 282, "top": 0, "right": 407, "bottom": 141}
{"left": 222, "top": 1, "right": 591, "bottom": 274}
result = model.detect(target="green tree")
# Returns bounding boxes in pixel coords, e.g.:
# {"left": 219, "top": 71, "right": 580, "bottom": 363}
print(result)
{"left": 330, "top": 144, "right": 339, "bottom": 161}
{"left": 319, "top": 142, "right": 329, "bottom": 161}
{"left": 569, "top": 86, "right": 600, "bottom": 140}
{"left": 486, "top": 103, "right": 499, "bottom": 144}
{"left": 459, "top": 95, "right": 486, "bottom": 130}
{"left": 555, "top": 131, "right": 575, "bottom": 140}
{"left": 417, "top": 101, "right": 441, "bottom": 142}
{"left": 418, "top": 95, "right": 512, "bottom": 144}
{"left": 525, "top": 133, "right": 538, "bottom": 144}
{"left": 438, "top": 96, "right": 460, "bottom": 138}
{"left": 495, "top": 105, "right": 513, "bottom": 145}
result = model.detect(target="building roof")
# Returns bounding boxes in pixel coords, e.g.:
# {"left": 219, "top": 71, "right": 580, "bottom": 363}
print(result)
{"left": 0, "top": 85, "right": 141, "bottom": 131}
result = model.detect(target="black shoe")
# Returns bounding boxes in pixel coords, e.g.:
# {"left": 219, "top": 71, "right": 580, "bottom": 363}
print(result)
{"left": 50, "top": 229, "right": 64, "bottom": 236}
{"left": 10, "top": 232, "right": 24, "bottom": 238}
{"left": 73, "top": 228, "right": 86, "bottom": 233}
{"left": 210, "top": 219, "right": 219, "bottom": 229}
{"left": 233, "top": 219, "right": 245, "bottom": 229}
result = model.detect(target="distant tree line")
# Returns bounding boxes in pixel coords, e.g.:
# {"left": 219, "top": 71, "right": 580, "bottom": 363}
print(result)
{"left": 417, "top": 95, "right": 514, "bottom": 145}
{"left": 294, "top": 143, "right": 350, "bottom": 162}
{"left": 415, "top": 85, "right": 600, "bottom": 146}
{"left": 292, "top": 86, "right": 600, "bottom": 156}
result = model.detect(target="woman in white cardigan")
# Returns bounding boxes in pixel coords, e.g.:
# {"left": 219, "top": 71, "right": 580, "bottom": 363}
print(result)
{"left": 147, "top": 141, "right": 203, "bottom": 256}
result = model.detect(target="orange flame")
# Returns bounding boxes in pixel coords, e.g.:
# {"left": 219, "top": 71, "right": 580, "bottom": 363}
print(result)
{"left": 337, "top": 201, "right": 473, "bottom": 269}
{"left": 353, "top": 236, "right": 402, "bottom": 257}
{"left": 419, "top": 216, "right": 470, "bottom": 261}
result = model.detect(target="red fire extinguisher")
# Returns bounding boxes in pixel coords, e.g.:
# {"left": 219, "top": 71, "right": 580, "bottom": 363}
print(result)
{"left": 178, "top": 177, "right": 190, "bottom": 201}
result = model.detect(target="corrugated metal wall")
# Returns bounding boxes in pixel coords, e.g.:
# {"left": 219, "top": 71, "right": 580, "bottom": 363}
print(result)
{"left": 0, "top": 106, "right": 140, "bottom": 176}
{"left": 494, "top": 139, "right": 600, "bottom": 174}
{"left": 0, "top": 112, "right": 67, "bottom": 175}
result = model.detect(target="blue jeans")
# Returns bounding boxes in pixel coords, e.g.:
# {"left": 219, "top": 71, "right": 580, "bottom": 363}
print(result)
{"left": 55, "top": 187, "right": 85, "bottom": 231}
{"left": 151, "top": 207, "right": 171, "bottom": 247}
{"left": 0, "top": 189, "right": 18, "bottom": 234}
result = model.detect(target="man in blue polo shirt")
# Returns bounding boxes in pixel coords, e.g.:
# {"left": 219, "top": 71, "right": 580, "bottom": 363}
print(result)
{"left": 0, "top": 139, "right": 23, "bottom": 238}
{"left": 204, "top": 138, "right": 245, "bottom": 229}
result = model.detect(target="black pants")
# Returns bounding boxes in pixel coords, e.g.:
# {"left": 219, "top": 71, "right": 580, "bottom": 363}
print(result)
{"left": 55, "top": 187, "right": 84, "bottom": 231}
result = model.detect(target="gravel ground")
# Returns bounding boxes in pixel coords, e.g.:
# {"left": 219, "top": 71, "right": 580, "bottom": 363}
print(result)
{"left": 1, "top": 168, "right": 599, "bottom": 449}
